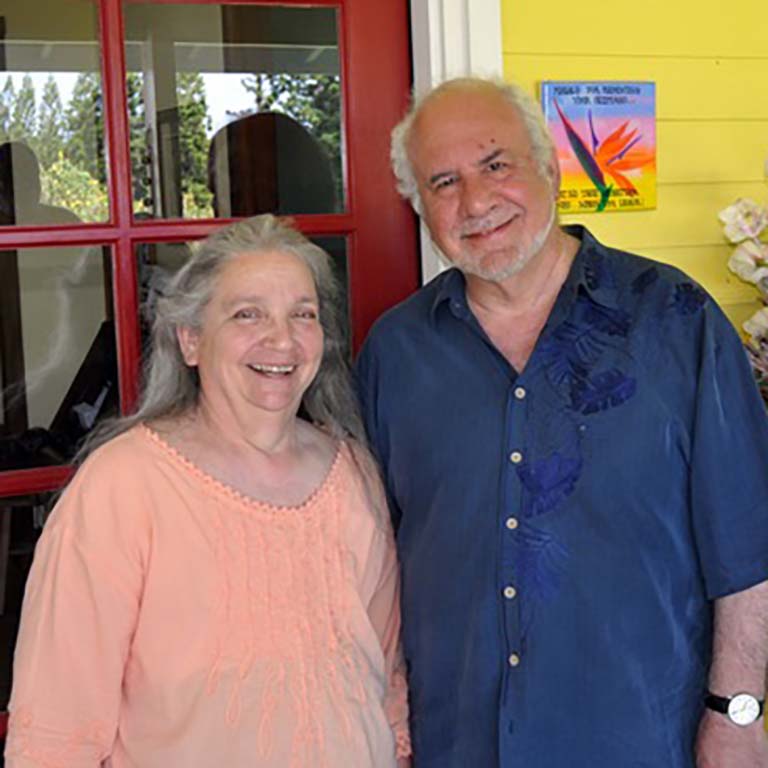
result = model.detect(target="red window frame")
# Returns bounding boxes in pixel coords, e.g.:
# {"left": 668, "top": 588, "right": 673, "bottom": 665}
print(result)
{"left": 0, "top": 0, "right": 418, "bottom": 498}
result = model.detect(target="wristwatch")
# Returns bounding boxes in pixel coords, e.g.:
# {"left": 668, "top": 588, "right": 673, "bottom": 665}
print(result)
{"left": 705, "top": 691, "right": 765, "bottom": 726}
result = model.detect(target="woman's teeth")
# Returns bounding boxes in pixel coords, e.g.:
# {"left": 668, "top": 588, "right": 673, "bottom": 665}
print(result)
{"left": 248, "top": 363, "right": 296, "bottom": 374}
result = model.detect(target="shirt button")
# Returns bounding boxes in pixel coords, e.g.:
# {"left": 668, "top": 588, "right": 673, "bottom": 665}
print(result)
{"left": 503, "top": 585, "right": 517, "bottom": 599}
{"left": 509, "top": 451, "right": 523, "bottom": 464}
{"left": 505, "top": 517, "right": 519, "bottom": 530}
{"left": 514, "top": 386, "right": 526, "bottom": 400}
{"left": 508, "top": 652, "right": 521, "bottom": 667}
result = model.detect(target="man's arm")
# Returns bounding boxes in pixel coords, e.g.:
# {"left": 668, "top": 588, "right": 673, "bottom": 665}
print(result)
{"left": 696, "top": 579, "right": 768, "bottom": 767}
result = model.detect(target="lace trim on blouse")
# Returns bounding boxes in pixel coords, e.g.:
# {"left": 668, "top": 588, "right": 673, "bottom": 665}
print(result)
{"left": 140, "top": 423, "right": 343, "bottom": 514}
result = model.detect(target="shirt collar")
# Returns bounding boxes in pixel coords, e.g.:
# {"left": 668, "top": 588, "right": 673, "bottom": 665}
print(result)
{"left": 430, "top": 266, "right": 468, "bottom": 319}
{"left": 429, "top": 224, "right": 620, "bottom": 321}
{"left": 551, "top": 224, "right": 621, "bottom": 320}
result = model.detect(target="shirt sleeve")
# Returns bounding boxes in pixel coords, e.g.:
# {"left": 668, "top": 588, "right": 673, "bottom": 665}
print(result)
{"left": 689, "top": 303, "right": 768, "bottom": 599}
{"left": 354, "top": 339, "right": 379, "bottom": 452}
{"left": 366, "top": 527, "right": 411, "bottom": 759}
{"left": 355, "top": 339, "right": 406, "bottom": 532}
{"left": 5, "top": 450, "right": 148, "bottom": 767}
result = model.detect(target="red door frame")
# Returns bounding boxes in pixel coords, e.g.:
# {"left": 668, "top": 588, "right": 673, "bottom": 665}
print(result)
{"left": 0, "top": 0, "right": 419, "bottom": 498}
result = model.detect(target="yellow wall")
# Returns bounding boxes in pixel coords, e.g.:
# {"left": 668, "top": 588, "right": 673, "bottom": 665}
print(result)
{"left": 501, "top": 0, "right": 768, "bottom": 329}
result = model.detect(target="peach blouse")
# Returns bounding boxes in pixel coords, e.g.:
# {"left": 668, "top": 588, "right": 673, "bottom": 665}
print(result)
{"left": 6, "top": 425, "right": 410, "bottom": 767}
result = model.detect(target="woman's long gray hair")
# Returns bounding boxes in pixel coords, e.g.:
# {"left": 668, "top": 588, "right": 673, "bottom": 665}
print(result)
{"left": 81, "top": 215, "right": 365, "bottom": 458}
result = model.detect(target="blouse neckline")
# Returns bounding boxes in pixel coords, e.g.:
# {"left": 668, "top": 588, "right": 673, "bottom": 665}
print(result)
{"left": 139, "top": 423, "right": 344, "bottom": 514}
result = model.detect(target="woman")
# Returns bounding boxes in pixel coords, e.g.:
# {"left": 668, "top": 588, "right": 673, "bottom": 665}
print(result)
{"left": 5, "top": 215, "right": 411, "bottom": 767}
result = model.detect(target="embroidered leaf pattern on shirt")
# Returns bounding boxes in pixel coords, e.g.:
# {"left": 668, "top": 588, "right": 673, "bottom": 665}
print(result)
{"left": 515, "top": 524, "right": 569, "bottom": 600}
{"left": 539, "top": 291, "right": 630, "bottom": 389}
{"left": 570, "top": 368, "right": 637, "bottom": 414}
{"left": 584, "top": 251, "right": 617, "bottom": 292}
{"left": 631, "top": 267, "right": 659, "bottom": 294}
{"left": 512, "top": 255, "right": 641, "bottom": 629}
{"left": 538, "top": 324, "right": 605, "bottom": 386}
{"left": 540, "top": 288, "right": 636, "bottom": 417}
{"left": 672, "top": 282, "right": 707, "bottom": 315}
{"left": 572, "top": 287, "right": 632, "bottom": 336}
{"left": 517, "top": 451, "right": 583, "bottom": 519}
{"left": 584, "top": 254, "right": 605, "bottom": 291}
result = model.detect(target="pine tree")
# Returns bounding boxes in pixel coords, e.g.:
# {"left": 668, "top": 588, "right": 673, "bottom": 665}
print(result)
{"left": 37, "top": 75, "right": 65, "bottom": 168}
{"left": 176, "top": 71, "right": 213, "bottom": 216}
{"left": 65, "top": 72, "right": 105, "bottom": 184}
{"left": 0, "top": 76, "right": 14, "bottom": 142}
{"left": 127, "top": 72, "right": 151, "bottom": 211}
{"left": 10, "top": 74, "right": 36, "bottom": 144}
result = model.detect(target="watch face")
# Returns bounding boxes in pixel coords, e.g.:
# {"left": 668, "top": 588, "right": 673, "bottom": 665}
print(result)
{"left": 727, "top": 694, "right": 761, "bottom": 726}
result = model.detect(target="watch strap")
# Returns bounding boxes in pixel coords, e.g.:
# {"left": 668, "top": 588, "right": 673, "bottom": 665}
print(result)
{"left": 705, "top": 693, "right": 731, "bottom": 714}
{"left": 705, "top": 692, "right": 765, "bottom": 718}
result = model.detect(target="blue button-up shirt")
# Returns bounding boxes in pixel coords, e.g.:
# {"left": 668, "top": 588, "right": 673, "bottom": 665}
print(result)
{"left": 356, "top": 226, "right": 768, "bottom": 768}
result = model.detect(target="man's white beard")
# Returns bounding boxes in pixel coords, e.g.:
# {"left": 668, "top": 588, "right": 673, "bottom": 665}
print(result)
{"left": 440, "top": 199, "right": 557, "bottom": 284}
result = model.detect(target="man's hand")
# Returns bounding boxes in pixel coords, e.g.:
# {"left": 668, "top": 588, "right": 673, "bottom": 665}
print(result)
{"left": 696, "top": 707, "right": 768, "bottom": 767}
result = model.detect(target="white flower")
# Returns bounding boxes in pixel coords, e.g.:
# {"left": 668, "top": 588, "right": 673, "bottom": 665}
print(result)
{"left": 743, "top": 307, "right": 768, "bottom": 342}
{"left": 718, "top": 198, "right": 768, "bottom": 243}
{"left": 727, "top": 240, "right": 768, "bottom": 284}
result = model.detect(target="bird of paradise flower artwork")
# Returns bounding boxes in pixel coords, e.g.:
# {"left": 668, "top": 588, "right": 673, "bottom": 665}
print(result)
{"left": 541, "top": 82, "right": 656, "bottom": 214}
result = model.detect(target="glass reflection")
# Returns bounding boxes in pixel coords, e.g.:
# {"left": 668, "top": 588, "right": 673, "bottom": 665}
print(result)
{"left": 123, "top": 4, "right": 343, "bottom": 219}
{"left": 0, "top": 2, "right": 108, "bottom": 223}
{"left": 0, "top": 246, "right": 118, "bottom": 470}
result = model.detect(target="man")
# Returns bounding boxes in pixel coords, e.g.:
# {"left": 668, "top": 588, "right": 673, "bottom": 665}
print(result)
{"left": 356, "top": 77, "right": 768, "bottom": 767}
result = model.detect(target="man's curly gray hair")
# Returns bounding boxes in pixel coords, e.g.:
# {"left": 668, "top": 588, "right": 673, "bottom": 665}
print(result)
{"left": 390, "top": 77, "right": 556, "bottom": 213}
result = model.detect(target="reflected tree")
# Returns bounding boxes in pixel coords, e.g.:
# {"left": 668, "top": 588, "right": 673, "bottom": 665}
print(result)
{"left": 0, "top": 70, "right": 340, "bottom": 220}
{"left": 176, "top": 72, "right": 213, "bottom": 217}
{"left": 0, "top": 77, "right": 14, "bottom": 142}
{"left": 37, "top": 76, "right": 65, "bottom": 169}
{"left": 126, "top": 73, "right": 151, "bottom": 211}
{"left": 10, "top": 75, "right": 36, "bottom": 143}
{"left": 65, "top": 72, "right": 105, "bottom": 186}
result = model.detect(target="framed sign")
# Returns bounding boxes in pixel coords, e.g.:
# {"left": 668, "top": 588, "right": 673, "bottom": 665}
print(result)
{"left": 541, "top": 81, "right": 656, "bottom": 214}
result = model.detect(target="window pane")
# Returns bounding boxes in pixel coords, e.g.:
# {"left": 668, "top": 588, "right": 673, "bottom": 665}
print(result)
{"left": 135, "top": 235, "right": 349, "bottom": 356}
{"left": 0, "top": 3, "right": 109, "bottom": 224}
{"left": 123, "top": 4, "right": 343, "bottom": 220}
{"left": 0, "top": 492, "right": 54, "bottom": 708}
{"left": 0, "top": 246, "right": 119, "bottom": 470}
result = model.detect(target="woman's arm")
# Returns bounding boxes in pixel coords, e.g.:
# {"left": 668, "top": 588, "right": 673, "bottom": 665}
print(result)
{"left": 366, "top": 531, "right": 412, "bottom": 764}
{"left": 5, "top": 459, "right": 146, "bottom": 767}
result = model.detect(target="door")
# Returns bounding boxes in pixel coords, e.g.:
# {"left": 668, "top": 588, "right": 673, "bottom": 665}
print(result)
{"left": 0, "top": 0, "right": 417, "bottom": 713}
